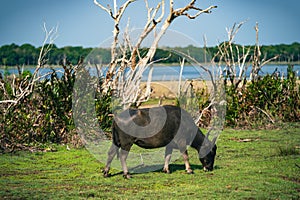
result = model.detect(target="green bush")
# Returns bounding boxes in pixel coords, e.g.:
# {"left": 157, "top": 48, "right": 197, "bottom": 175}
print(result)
{"left": 95, "top": 81, "right": 112, "bottom": 133}
{"left": 225, "top": 65, "right": 300, "bottom": 127}
{"left": 0, "top": 62, "right": 112, "bottom": 152}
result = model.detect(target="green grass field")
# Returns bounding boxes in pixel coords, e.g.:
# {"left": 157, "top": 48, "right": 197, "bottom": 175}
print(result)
{"left": 1, "top": 125, "right": 299, "bottom": 199}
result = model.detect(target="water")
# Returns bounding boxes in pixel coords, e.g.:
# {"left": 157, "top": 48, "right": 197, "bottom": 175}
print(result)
{"left": 1, "top": 64, "right": 299, "bottom": 81}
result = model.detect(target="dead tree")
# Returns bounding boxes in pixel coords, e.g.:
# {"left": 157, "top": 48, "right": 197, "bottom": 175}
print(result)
{"left": 213, "top": 21, "right": 279, "bottom": 125}
{"left": 94, "top": 0, "right": 217, "bottom": 108}
{"left": 213, "top": 21, "right": 251, "bottom": 90}
{"left": 251, "top": 22, "right": 279, "bottom": 81}
{"left": 214, "top": 21, "right": 279, "bottom": 89}
{"left": 0, "top": 24, "right": 58, "bottom": 114}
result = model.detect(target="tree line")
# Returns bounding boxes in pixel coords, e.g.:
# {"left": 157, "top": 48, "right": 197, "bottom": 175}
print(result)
{"left": 1, "top": 42, "right": 300, "bottom": 66}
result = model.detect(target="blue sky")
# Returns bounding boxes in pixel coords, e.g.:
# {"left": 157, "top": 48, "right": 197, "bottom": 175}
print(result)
{"left": 0, "top": 0, "right": 299, "bottom": 47}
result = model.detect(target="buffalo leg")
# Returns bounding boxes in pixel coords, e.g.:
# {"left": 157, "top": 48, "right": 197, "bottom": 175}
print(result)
{"left": 103, "top": 144, "right": 119, "bottom": 177}
{"left": 163, "top": 145, "right": 173, "bottom": 173}
{"left": 182, "top": 150, "right": 193, "bottom": 174}
{"left": 119, "top": 149, "right": 131, "bottom": 179}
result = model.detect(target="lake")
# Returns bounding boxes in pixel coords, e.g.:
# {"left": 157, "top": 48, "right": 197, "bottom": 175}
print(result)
{"left": 1, "top": 64, "right": 299, "bottom": 81}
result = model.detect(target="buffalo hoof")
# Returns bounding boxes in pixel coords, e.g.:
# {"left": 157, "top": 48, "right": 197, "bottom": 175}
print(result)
{"left": 186, "top": 168, "right": 194, "bottom": 174}
{"left": 103, "top": 170, "right": 111, "bottom": 178}
{"left": 162, "top": 168, "right": 171, "bottom": 174}
{"left": 123, "top": 173, "right": 132, "bottom": 179}
{"left": 203, "top": 167, "right": 212, "bottom": 172}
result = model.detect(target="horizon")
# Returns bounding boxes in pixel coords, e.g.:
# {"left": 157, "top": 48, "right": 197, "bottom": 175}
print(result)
{"left": 1, "top": 41, "right": 300, "bottom": 49}
{"left": 0, "top": 1, "right": 300, "bottom": 48}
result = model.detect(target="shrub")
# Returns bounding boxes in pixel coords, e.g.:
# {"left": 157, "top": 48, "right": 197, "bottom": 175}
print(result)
{"left": 0, "top": 62, "right": 112, "bottom": 152}
{"left": 225, "top": 65, "right": 300, "bottom": 128}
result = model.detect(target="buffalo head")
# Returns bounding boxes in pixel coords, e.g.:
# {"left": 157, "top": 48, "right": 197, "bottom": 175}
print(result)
{"left": 200, "top": 144, "right": 217, "bottom": 171}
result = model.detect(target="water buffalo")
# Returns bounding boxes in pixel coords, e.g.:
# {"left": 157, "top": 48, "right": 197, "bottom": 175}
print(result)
{"left": 103, "top": 105, "right": 217, "bottom": 178}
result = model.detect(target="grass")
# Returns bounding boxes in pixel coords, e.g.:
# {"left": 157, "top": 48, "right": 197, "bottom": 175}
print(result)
{"left": 1, "top": 125, "right": 299, "bottom": 199}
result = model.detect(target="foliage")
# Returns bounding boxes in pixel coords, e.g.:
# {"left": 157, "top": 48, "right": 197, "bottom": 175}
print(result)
{"left": 0, "top": 128, "right": 299, "bottom": 199}
{"left": 225, "top": 65, "right": 300, "bottom": 127}
{"left": 193, "top": 83, "right": 211, "bottom": 127}
{"left": 95, "top": 78, "right": 112, "bottom": 133}
{"left": 1, "top": 42, "right": 300, "bottom": 66}
{"left": 0, "top": 60, "right": 112, "bottom": 152}
{"left": 34, "top": 63, "right": 75, "bottom": 143}
{"left": 0, "top": 65, "right": 74, "bottom": 151}
{"left": 0, "top": 43, "right": 93, "bottom": 66}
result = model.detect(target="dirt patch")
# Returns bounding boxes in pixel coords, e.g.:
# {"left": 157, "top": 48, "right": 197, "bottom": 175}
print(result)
{"left": 140, "top": 80, "right": 211, "bottom": 99}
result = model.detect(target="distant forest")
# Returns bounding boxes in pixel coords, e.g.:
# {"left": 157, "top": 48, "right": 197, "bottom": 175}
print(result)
{"left": 0, "top": 42, "right": 300, "bottom": 66}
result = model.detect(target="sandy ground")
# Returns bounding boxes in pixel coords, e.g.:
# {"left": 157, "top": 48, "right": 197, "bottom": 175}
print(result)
{"left": 140, "top": 80, "right": 212, "bottom": 99}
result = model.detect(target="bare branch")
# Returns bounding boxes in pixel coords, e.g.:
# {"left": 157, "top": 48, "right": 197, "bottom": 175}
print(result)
{"left": 113, "top": 0, "right": 117, "bottom": 15}
{"left": 255, "top": 106, "right": 275, "bottom": 124}
{"left": 94, "top": 0, "right": 113, "bottom": 17}
{"left": 95, "top": 0, "right": 136, "bottom": 91}
{"left": 250, "top": 22, "right": 279, "bottom": 81}
{"left": 195, "top": 101, "right": 215, "bottom": 125}
{"left": 1, "top": 24, "right": 58, "bottom": 113}
{"left": 0, "top": 100, "right": 17, "bottom": 104}
{"left": 95, "top": 0, "right": 217, "bottom": 108}
{"left": 183, "top": 5, "right": 217, "bottom": 19}
{"left": 174, "top": 50, "right": 217, "bottom": 91}
{"left": 131, "top": 0, "right": 165, "bottom": 69}
{"left": 178, "top": 58, "right": 185, "bottom": 96}
{"left": 171, "top": 1, "right": 217, "bottom": 20}
{"left": 215, "top": 21, "right": 253, "bottom": 88}
{"left": 116, "top": 0, "right": 136, "bottom": 21}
